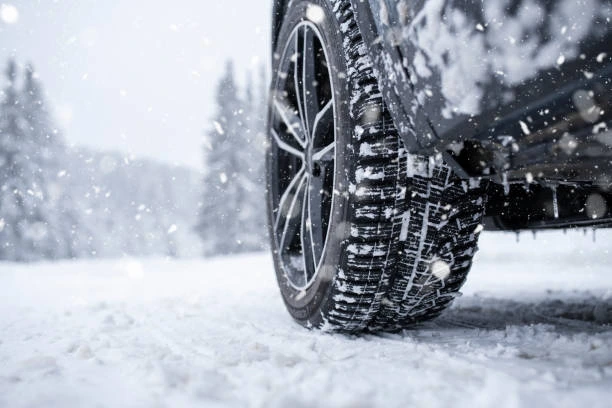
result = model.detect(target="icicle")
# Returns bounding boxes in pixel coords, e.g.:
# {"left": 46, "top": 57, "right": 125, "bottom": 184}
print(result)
{"left": 515, "top": 231, "right": 520, "bottom": 243}
{"left": 593, "top": 228, "right": 597, "bottom": 243}
{"left": 503, "top": 172, "right": 510, "bottom": 195}
{"left": 532, "top": 230, "right": 537, "bottom": 240}
{"left": 552, "top": 186, "right": 559, "bottom": 219}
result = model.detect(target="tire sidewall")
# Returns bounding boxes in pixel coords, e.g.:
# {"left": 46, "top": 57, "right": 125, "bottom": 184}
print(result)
{"left": 267, "top": 0, "right": 353, "bottom": 325}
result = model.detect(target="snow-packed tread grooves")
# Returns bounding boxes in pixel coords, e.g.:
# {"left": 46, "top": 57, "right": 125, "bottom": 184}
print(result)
{"left": 314, "top": 0, "right": 486, "bottom": 332}
{"left": 371, "top": 163, "right": 487, "bottom": 331}
{"left": 319, "top": 0, "right": 406, "bottom": 332}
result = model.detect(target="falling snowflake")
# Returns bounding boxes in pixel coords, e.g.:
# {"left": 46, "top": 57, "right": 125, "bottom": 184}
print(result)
{"left": 519, "top": 120, "right": 531, "bottom": 135}
{"left": 556, "top": 55, "right": 566, "bottom": 66}
{"left": 0, "top": 4, "right": 19, "bottom": 24}
{"left": 306, "top": 5, "right": 325, "bottom": 23}
{"left": 430, "top": 260, "right": 451, "bottom": 280}
{"left": 213, "top": 121, "right": 225, "bottom": 135}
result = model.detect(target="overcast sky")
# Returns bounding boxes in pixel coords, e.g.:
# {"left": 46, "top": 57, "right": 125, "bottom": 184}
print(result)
{"left": 0, "top": 1, "right": 272, "bottom": 169}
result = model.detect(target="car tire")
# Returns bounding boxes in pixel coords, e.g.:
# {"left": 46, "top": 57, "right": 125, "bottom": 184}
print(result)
{"left": 267, "top": 0, "right": 487, "bottom": 332}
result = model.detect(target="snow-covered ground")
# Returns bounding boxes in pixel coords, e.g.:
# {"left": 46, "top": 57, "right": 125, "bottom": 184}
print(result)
{"left": 1, "top": 231, "right": 611, "bottom": 408}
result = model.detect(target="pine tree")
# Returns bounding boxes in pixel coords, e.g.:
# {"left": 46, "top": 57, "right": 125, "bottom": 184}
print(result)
{"left": 197, "top": 61, "right": 245, "bottom": 255}
{"left": 0, "top": 59, "right": 43, "bottom": 260}
{"left": 0, "top": 60, "right": 20, "bottom": 259}
{"left": 258, "top": 64, "right": 269, "bottom": 130}
{"left": 240, "top": 68, "right": 268, "bottom": 252}
{"left": 196, "top": 61, "right": 273, "bottom": 256}
{"left": 0, "top": 60, "right": 70, "bottom": 261}
{"left": 22, "top": 63, "right": 75, "bottom": 259}
{"left": 23, "top": 64, "right": 59, "bottom": 149}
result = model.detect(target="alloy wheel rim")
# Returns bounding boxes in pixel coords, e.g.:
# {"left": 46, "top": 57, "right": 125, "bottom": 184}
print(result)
{"left": 269, "top": 21, "right": 337, "bottom": 290}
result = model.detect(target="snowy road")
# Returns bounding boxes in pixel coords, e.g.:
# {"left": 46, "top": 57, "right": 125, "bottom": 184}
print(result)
{"left": 1, "top": 231, "right": 611, "bottom": 407}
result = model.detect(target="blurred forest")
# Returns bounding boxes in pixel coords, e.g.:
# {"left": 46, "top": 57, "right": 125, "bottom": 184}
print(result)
{"left": 0, "top": 58, "right": 268, "bottom": 261}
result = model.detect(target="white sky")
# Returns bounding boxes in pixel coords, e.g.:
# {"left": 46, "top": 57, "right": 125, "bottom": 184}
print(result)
{"left": 0, "top": 1, "right": 272, "bottom": 169}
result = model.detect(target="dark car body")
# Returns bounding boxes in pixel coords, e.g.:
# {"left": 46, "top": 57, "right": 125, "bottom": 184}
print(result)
{"left": 272, "top": 0, "right": 612, "bottom": 231}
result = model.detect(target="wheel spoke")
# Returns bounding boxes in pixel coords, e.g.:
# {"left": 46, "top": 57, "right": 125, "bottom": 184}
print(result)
{"left": 275, "top": 166, "right": 306, "bottom": 229}
{"left": 311, "top": 99, "right": 333, "bottom": 146}
{"left": 301, "top": 27, "right": 319, "bottom": 138}
{"left": 301, "top": 178, "right": 317, "bottom": 283}
{"left": 312, "top": 141, "right": 335, "bottom": 162}
{"left": 271, "top": 129, "right": 305, "bottom": 159}
{"left": 294, "top": 26, "right": 308, "bottom": 141}
{"left": 307, "top": 174, "right": 325, "bottom": 271}
{"left": 273, "top": 99, "right": 307, "bottom": 148}
{"left": 275, "top": 169, "right": 308, "bottom": 255}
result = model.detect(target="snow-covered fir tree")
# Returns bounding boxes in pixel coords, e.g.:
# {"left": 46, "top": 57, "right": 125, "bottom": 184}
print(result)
{"left": 0, "top": 58, "right": 204, "bottom": 262}
{"left": 240, "top": 70, "right": 267, "bottom": 251}
{"left": 0, "top": 60, "right": 67, "bottom": 261}
{"left": 196, "top": 61, "right": 268, "bottom": 256}
{"left": 22, "top": 63, "right": 77, "bottom": 259}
